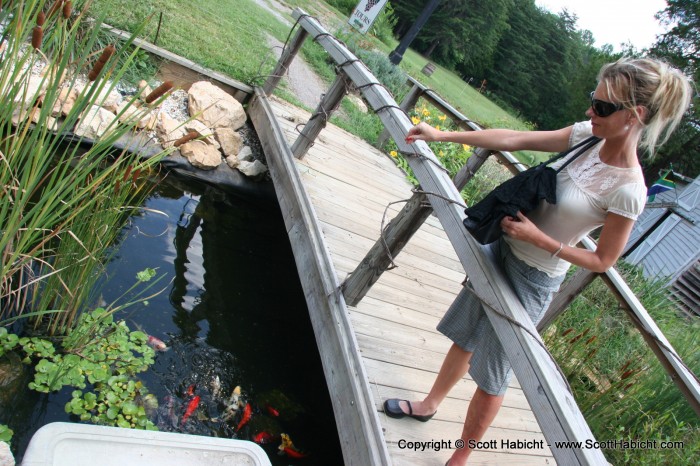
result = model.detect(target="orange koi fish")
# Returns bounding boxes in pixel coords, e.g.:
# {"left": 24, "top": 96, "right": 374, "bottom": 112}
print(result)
{"left": 282, "top": 447, "right": 308, "bottom": 459}
{"left": 147, "top": 335, "right": 168, "bottom": 352}
{"left": 252, "top": 431, "right": 274, "bottom": 445}
{"left": 236, "top": 402, "right": 252, "bottom": 432}
{"left": 181, "top": 395, "right": 200, "bottom": 425}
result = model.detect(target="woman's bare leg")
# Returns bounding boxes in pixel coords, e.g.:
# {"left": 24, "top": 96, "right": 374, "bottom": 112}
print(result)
{"left": 396, "top": 343, "right": 472, "bottom": 417}
{"left": 447, "top": 387, "right": 504, "bottom": 465}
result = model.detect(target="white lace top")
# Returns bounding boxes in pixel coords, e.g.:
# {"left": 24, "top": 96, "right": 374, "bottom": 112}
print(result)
{"left": 505, "top": 121, "right": 647, "bottom": 277}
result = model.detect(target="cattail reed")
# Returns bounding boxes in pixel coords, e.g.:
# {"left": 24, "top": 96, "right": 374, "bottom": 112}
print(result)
{"left": 145, "top": 81, "right": 174, "bottom": 104}
{"left": 174, "top": 131, "right": 199, "bottom": 147}
{"left": 37, "top": 11, "right": 46, "bottom": 26}
{"left": 561, "top": 328, "right": 574, "bottom": 337}
{"left": 620, "top": 369, "right": 635, "bottom": 380}
{"left": 584, "top": 335, "right": 597, "bottom": 345}
{"left": 62, "top": 1, "right": 71, "bottom": 19}
{"left": 32, "top": 26, "right": 43, "bottom": 50}
{"left": 48, "top": 0, "right": 63, "bottom": 18}
{"left": 87, "top": 44, "right": 115, "bottom": 81}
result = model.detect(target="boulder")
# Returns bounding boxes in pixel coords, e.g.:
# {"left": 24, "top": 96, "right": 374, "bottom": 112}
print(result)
{"left": 74, "top": 105, "right": 118, "bottom": 139}
{"left": 184, "top": 119, "right": 220, "bottom": 149}
{"left": 237, "top": 146, "right": 254, "bottom": 162}
{"left": 225, "top": 154, "right": 240, "bottom": 169}
{"left": 180, "top": 140, "right": 222, "bottom": 170}
{"left": 116, "top": 102, "right": 155, "bottom": 130}
{"left": 188, "top": 81, "right": 246, "bottom": 130}
{"left": 237, "top": 159, "right": 268, "bottom": 180}
{"left": 215, "top": 127, "right": 243, "bottom": 157}
{"left": 155, "top": 112, "right": 187, "bottom": 148}
{"left": 51, "top": 87, "right": 78, "bottom": 117}
{"left": 73, "top": 82, "right": 123, "bottom": 113}
{"left": 10, "top": 74, "right": 47, "bottom": 125}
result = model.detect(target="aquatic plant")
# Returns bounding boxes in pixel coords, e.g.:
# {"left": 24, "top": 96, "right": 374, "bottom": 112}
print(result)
{"left": 0, "top": 424, "right": 12, "bottom": 444}
{"left": 0, "top": 308, "right": 157, "bottom": 430}
{"left": 544, "top": 263, "right": 700, "bottom": 465}
{"left": 0, "top": 0, "right": 171, "bottom": 333}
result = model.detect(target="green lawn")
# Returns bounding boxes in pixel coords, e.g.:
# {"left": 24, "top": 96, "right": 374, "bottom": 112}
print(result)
{"left": 90, "top": 0, "right": 540, "bottom": 162}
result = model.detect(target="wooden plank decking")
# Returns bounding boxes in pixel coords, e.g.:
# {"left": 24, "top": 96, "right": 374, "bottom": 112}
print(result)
{"left": 266, "top": 95, "right": 556, "bottom": 465}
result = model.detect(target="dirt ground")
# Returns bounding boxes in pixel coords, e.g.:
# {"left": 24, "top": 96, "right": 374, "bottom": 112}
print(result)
{"left": 254, "top": 0, "right": 342, "bottom": 109}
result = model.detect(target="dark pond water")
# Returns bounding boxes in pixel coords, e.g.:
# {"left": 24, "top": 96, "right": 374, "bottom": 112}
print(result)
{"left": 2, "top": 173, "right": 343, "bottom": 465}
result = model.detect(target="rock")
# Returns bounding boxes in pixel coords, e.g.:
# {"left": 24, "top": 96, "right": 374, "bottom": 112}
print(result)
{"left": 51, "top": 87, "right": 78, "bottom": 117}
{"left": 225, "top": 154, "right": 240, "bottom": 169}
{"left": 0, "top": 441, "right": 14, "bottom": 466}
{"left": 215, "top": 127, "right": 242, "bottom": 157}
{"left": 237, "top": 146, "right": 254, "bottom": 162}
{"left": 237, "top": 159, "right": 268, "bottom": 180}
{"left": 180, "top": 140, "right": 222, "bottom": 170}
{"left": 184, "top": 120, "right": 220, "bottom": 149}
{"left": 10, "top": 74, "right": 47, "bottom": 125}
{"left": 347, "top": 93, "right": 368, "bottom": 113}
{"left": 155, "top": 112, "right": 187, "bottom": 148}
{"left": 116, "top": 102, "right": 155, "bottom": 130}
{"left": 74, "top": 105, "right": 118, "bottom": 139}
{"left": 188, "top": 81, "right": 246, "bottom": 130}
{"left": 73, "top": 82, "right": 123, "bottom": 113}
{"left": 138, "top": 80, "right": 152, "bottom": 100}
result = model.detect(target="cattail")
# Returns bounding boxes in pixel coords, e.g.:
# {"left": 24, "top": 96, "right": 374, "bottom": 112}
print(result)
{"left": 48, "top": 0, "right": 64, "bottom": 18}
{"left": 122, "top": 165, "right": 133, "bottom": 183}
{"left": 32, "top": 26, "right": 43, "bottom": 50}
{"left": 87, "top": 44, "right": 115, "bottom": 81}
{"left": 62, "top": 1, "right": 71, "bottom": 19}
{"left": 561, "top": 328, "right": 574, "bottom": 337}
{"left": 584, "top": 335, "right": 597, "bottom": 345}
{"left": 619, "top": 360, "right": 632, "bottom": 372}
{"left": 132, "top": 168, "right": 142, "bottom": 184}
{"left": 620, "top": 369, "right": 635, "bottom": 380}
{"left": 37, "top": 11, "right": 46, "bottom": 26}
{"left": 174, "top": 131, "right": 199, "bottom": 147}
{"left": 587, "top": 348, "right": 598, "bottom": 358}
{"left": 145, "top": 81, "right": 174, "bottom": 104}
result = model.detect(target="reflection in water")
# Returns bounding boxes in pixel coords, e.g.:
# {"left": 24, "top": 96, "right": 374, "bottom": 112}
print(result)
{"left": 4, "top": 174, "right": 342, "bottom": 465}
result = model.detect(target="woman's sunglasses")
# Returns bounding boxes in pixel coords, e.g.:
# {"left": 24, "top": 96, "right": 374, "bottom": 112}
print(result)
{"left": 590, "top": 91, "right": 623, "bottom": 117}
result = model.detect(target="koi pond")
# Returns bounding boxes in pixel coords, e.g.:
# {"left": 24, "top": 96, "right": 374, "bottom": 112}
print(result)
{"left": 2, "top": 171, "right": 343, "bottom": 465}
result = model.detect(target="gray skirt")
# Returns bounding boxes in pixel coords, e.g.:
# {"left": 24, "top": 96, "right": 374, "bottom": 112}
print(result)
{"left": 437, "top": 239, "right": 565, "bottom": 396}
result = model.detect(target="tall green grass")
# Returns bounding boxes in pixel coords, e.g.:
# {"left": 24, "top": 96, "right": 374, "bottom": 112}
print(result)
{"left": 544, "top": 263, "right": 700, "bottom": 465}
{"left": 1, "top": 0, "right": 168, "bottom": 334}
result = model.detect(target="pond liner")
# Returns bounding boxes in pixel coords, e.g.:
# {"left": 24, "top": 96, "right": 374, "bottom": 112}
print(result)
{"left": 59, "top": 130, "right": 277, "bottom": 202}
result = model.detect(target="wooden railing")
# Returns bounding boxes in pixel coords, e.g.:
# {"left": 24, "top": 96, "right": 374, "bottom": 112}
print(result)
{"left": 257, "top": 8, "right": 700, "bottom": 465}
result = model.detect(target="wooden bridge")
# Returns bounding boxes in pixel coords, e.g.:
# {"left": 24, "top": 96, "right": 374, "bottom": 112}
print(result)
{"left": 241, "top": 8, "right": 700, "bottom": 466}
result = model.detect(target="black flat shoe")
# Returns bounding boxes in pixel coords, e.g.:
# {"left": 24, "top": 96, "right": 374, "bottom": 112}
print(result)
{"left": 383, "top": 398, "right": 435, "bottom": 422}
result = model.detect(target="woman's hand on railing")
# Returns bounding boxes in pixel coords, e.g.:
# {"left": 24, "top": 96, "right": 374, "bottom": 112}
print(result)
{"left": 405, "top": 122, "right": 439, "bottom": 143}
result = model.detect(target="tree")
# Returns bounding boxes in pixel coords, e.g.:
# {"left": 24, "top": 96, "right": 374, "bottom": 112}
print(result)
{"left": 647, "top": 0, "right": 699, "bottom": 179}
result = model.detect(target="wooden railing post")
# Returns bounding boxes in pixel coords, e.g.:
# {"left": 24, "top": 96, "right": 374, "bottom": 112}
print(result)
{"left": 291, "top": 73, "right": 348, "bottom": 159}
{"left": 375, "top": 80, "right": 422, "bottom": 148}
{"left": 342, "top": 147, "right": 491, "bottom": 306}
{"left": 263, "top": 27, "right": 309, "bottom": 96}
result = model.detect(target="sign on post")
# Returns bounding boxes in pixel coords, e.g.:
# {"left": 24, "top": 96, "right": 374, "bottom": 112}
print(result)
{"left": 348, "top": 0, "right": 389, "bottom": 34}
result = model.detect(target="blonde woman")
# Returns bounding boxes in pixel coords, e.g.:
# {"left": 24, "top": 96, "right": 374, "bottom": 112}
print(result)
{"left": 383, "top": 57, "right": 693, "bottom": 465}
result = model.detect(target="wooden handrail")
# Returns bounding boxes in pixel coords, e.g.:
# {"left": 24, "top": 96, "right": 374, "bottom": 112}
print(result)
{"left": 287, "top": 8, "right": 607, "bottom": 465}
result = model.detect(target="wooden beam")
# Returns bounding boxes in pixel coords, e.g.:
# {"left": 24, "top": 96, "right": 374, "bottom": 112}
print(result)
{"left": 290, "top": 9, "right": 606, "bottom": 464}
{"left": 291, "top": 73, "right": 348, "bottom": 159}
{"left": 375, "top": 80, "right": 423, "bottom": 148}
{"left": 263, "top": 26, "right": 309, "bottom": 96}
{"left": 342, "top": 147, "right": 491, "bottom": 306}
{"left": 248, "top": 88, "right": 390, "bottom": 466}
